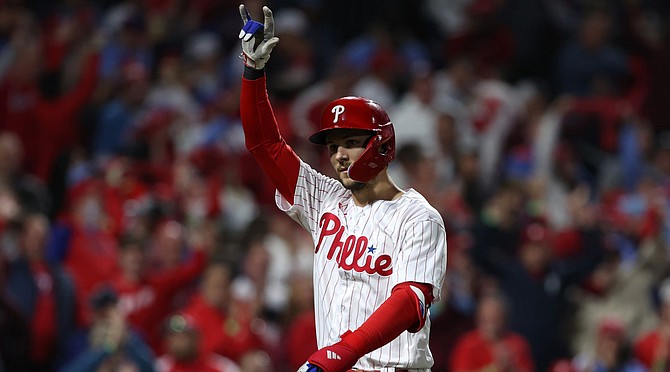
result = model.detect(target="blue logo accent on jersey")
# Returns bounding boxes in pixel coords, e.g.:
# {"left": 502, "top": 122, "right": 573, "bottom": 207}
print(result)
{"left": 367, "top": 245, "right": 377, "bottom": 254}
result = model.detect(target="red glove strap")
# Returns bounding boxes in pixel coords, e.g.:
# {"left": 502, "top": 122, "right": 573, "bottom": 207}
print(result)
{"left": 308, "top": 341, "right": 359, "bottom": 372}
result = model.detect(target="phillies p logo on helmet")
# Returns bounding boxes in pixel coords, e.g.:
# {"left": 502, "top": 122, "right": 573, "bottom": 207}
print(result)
{"left": 331, "top": 105, "right": 345, "bottom": 123}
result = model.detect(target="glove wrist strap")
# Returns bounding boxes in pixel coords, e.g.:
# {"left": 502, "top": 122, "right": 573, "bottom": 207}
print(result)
{"left": 243, "top": 65, "right": 265, "bottom": 79}
{"left": 240, "top": 52, "right": 261, "bottom": 69}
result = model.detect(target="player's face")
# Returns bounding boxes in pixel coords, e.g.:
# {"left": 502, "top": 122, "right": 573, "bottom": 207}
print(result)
{"left": 477, "top": 297, "right": 506, "bottom": 341}
{"left": 326, "top": 130, "right": 372, "bottom": 189}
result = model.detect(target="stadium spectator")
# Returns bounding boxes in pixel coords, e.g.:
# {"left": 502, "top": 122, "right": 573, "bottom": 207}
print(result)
{"left": 181, "top": 262, "right": 268, "bottom": 365}
{"left": 111, "top": 227, "right": 209, "bottom": 352}
{"left": 429, "top": 246, "right": 477, "bottom": 372}
{"left": 633, "top": 277, "right": 670, "bottom": 370}
{"left": 0, "top": 131, "right": 51, "bottom": 216}
{"left": 572, "top": 316, "right": 645, "bottom": 372}
{"left": 60, "top": 286, "right": 155, "bottom": 372}
{"left": 53, "top": 178, "right": 121, "bottom": 326}
{"left": 471, "top": 210, "right": 604, "bottom": 370}
{"left": 155, "top": 313, "right": 240, "bottom": 372}
{"left": 554, "top": 6, "right": 629, "bottom": 97}
{"left": 31, "top": 38, "right": 101, "bottom": 182}
{"left": 92, "top": 60, "right": 150, "bottom": 160}
{"left": 450, "top": 291, "right": 534, "bottom": 372}
{"left": 281, "top": 271, "right": 317, "bottom": 371}
{"left": 3, "top": 213, "right": 76, "bottom": 371}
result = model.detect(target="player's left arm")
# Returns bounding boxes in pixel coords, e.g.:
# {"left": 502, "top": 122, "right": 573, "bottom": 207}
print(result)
{"left": 299, "top": 282, "right": 434, "bottom": 372}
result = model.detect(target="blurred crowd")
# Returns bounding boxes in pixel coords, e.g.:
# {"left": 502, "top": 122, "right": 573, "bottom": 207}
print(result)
{"left": 0, "top": 0, "right": 669, "bottom": 371}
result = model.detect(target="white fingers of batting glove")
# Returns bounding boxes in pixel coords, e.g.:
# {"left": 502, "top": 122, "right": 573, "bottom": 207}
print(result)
{"left": 239, "top": 4, "right": 279, "bottom": 70}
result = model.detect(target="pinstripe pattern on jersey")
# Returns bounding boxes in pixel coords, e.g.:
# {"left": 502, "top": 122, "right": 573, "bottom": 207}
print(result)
{"left": 276, "top": 160, "right": 447, "bottom": 370}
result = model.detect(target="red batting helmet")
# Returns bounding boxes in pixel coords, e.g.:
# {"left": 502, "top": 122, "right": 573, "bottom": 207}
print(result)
{"left": 309, "top": 96, "right": 395, "bottom": 183}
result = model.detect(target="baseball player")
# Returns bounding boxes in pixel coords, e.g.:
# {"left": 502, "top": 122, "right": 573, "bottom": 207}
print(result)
{"left": 238, "top": 5, "right": 447, "bottom": 372}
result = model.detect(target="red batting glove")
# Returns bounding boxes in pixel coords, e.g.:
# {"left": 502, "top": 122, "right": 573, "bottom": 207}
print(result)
{"left": 307, "top": 332, "right": 360, "bottom": 372}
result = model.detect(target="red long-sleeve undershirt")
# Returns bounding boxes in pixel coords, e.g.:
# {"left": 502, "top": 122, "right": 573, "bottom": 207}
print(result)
{"left": 240, "top": 73, "right": 300, "bottom": 205}
{"left": 345, "top": 283, "right": 434, "bottom": 356}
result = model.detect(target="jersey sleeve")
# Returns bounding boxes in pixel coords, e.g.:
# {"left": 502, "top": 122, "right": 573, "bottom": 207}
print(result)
{"left": 393, "top": 210, "right": 448, "bottom": 302}
{"left": 276, "top": 160, "right": 344, "bottom": 235}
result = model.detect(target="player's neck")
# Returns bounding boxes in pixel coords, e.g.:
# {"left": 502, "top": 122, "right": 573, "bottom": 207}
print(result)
{"left": 351, "top": 173, "right": 403, "bottom": 207}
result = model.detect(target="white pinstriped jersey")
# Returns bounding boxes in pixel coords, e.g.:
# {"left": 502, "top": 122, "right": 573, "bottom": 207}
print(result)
{"left": 276, "top": 160, "right": 448, "bottom": 371}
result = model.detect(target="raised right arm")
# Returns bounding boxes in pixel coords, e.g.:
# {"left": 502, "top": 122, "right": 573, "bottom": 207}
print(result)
{"left": 240, "top": 67, "right": 300, "bottom": 205}
{"left": 238, "top": 5, "right": 300, "bottom": 204}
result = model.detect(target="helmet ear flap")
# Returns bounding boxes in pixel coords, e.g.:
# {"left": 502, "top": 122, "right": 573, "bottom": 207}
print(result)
{"left": 347, "top": 135, "right": 383, "bottom": 183}
{"left": 378, "top": 141, "right": 391, "bottom": 156}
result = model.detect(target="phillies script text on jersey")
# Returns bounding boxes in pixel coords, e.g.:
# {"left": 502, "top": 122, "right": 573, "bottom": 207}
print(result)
{"left": 315, "top": 212, "right": 393, "bottom": 276}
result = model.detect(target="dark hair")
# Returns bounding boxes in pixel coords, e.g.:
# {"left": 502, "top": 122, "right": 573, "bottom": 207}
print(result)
{"left": 118, "top": 233, "right": 146, "bottom": 252}
{"left": 89, "top": 286, "right": 119, "bottom": 311}
{"left": 38, "top": 70, "right": 62, "bottom": 101}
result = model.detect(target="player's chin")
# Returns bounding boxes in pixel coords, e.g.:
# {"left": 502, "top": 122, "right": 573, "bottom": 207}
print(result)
{"left": 339, "top": 176, "right": 366, "bottom": 190}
